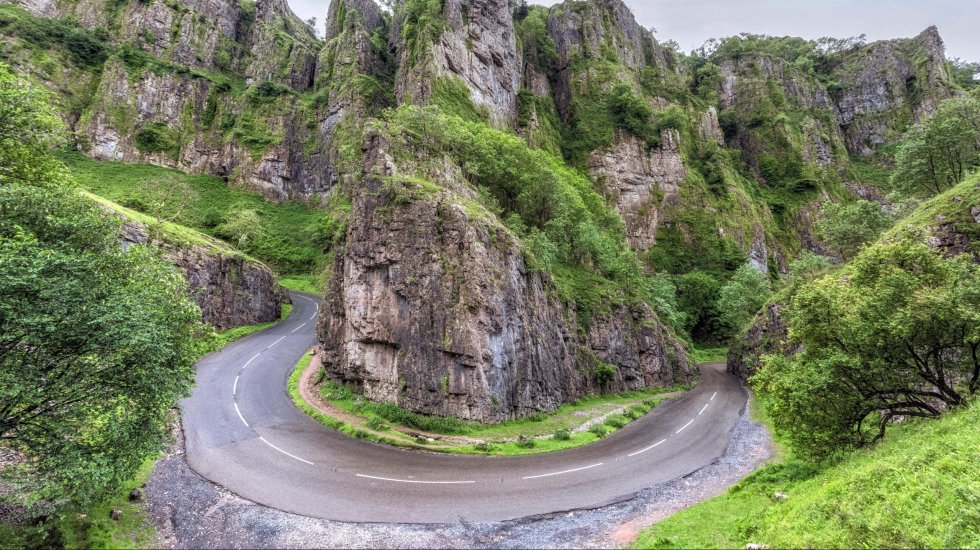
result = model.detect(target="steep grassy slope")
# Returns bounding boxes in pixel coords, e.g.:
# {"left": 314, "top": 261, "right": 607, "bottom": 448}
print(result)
{"left": 634, "top": 401, "right": 980, "bottom": 549}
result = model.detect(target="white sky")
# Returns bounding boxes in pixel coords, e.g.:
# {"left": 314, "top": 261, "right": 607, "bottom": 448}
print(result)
{"left": 286, "top": 0, "right": 979, "bottom": 61}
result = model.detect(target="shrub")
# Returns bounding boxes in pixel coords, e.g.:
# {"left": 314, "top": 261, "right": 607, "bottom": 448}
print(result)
{"left": 604, "top": 414, "right": 629, "bottom": 429}
{"left": 246, "top": 80, "right": 292, "bottom": 104}
{"left": 553, "top": 427, "right": 572, "bottom": 441}
{"left": 516, "top": 434, "right": 536, "bottom": 448}
{"left": 593, "top": 362, "right": 617, "bottom": 386}
{"left": 365, "top": 417, "right": 389, "bottom": 432}
{"left": 589, "top": 424, "right": 609, "bottom": 438}
{"left": 133, "top": 123, "right": 180, "bottom": 159}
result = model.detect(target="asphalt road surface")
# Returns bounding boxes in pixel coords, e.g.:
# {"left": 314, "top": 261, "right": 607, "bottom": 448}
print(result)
{"left": 182, "top": 291, "right": 748, "bottom": 524}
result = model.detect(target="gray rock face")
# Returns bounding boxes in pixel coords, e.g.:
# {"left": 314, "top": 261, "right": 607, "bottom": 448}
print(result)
{"left": 395, "top": 0, "right": 521, "bottom": 127}
{"left": 831, "top": 27, "right": 956, "bottom": 156}
{"left": 727, "top": 302, "right": 796, "bottom": 382}
{"left": 587, "top": 130, "right": 686, "bottom": 252}
{"left": 120, "top": 220, "right": 288, "bottom": 330}
{"left": 318, "top": 132, "right": 692, "bottom": 422}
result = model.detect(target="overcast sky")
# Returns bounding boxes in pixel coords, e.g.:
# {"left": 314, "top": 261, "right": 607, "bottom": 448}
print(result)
{"left": 287, "top": 0, "right": 979, "bottom": 61}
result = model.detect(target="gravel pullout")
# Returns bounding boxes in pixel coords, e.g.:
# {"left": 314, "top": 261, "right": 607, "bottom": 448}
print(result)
{"left": 145, "top": 398, "right": 772, "bottom": 549}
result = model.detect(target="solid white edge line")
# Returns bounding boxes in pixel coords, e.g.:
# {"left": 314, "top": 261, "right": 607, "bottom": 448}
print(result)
{"left": 355, "top": 474, "right": 474, "bottom": 484}
{"left": 309, "top": 302, "right": 319, "bottom": 321}
{"left": 234, "top": 402, "right": 249, "bottom": 427}
{"left": 628, "top": 439, "right": 668, "bottom": 458}
{"left": 699, "top": 403, "right": 709, "bottom": 415}
{"left": 268, "top": 336, "right": 287, "bottom": 349}
{"left": 676, "top": 419, "right": 695, "bottom": 434}
{"left": 233, "top": 375, "right": 239, "bottom": 397}
{"left": 522, "top": 462, "right": 603, "bottom": 480}
{"left": 290, "top": 322, "right": 307, "bottom": 334}
{"left": 710, "top": 391, "right": 717, "bottom": 401}
{"left": 259, "top": 437, "right": 314, "bottom": 466}
{"left": 243, "top": 353, "right": 261, "bottom": 369}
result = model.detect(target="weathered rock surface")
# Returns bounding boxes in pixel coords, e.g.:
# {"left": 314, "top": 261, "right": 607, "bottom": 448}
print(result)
{"left": 394, "top": 0, "right": 521, "bottom": 127}
{"left": 587, "top": 130, "right": 685, "bottom": 251}
{"left": 318, "top": 132, "right": 692, "bottom": 422}
{"left": 120, "top": 220, "right": 288, "bottom": 330}
{"left": 831, "top": 27, "right": 957, "bottom": 156}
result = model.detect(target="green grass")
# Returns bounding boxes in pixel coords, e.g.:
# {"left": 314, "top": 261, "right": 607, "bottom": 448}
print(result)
{"left": 64, "top": 153, "right": 327, "bottom": 276}
{"left": 195, "top": 302, "right": 292, "bottom": 356}
{"left": 690, "top": 345, "right": 729, "bottom": 363}
{"left": 632, "top": 401, "right": 980, "bottom": 549}
{"left": 303, "top": 358, "right": 684, "bottom": 456}
{"left": 278, "top": 274, "right": 321, "bottom": 294}
{"left": 0, "top": 457, "right": 158, "bottom": 548}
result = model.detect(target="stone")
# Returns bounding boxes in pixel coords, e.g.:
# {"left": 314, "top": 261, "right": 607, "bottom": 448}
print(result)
{"left": 129, "top": 488, "right": 143, "bottom": 502}
{"left": 774, "top": 492, "right": 788, "bottom": 501}
{"left": 110, "top": 509, "right": 122, "bottom": 521}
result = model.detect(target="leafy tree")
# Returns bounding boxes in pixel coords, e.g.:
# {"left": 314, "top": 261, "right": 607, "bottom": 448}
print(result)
{"left": 0, "top": 63, "right": 204, "bottom": 507}
{"left": 716, "top": 264, "right": 773, "bottom": 336}
{"left": 777, "top": 251, "right": 834, "bottom": 293}
{"left": 607, "top": 84, "right": 658, "bottom": 145}
{"left": 216, "top": 208, "right": 262, "bottom": 248}
{"left": 892, "top": 96, "right": 980, "bottom": 197}
{"left": 0, "top": 63, "right": 66, "bottom": 188}
{"left": 814, "top": 199, "right": 893, "bottom": 258}
{"left": 949, "top": 57, "right": 980, "bottom": 91}
{"left": 754, "top": 241, "right": 980, "bottom": 459}
{"left": 676, "top": 270, "right": 722, "bottom": 339}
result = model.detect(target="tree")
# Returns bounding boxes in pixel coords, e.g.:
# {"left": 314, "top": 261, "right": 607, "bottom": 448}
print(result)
{"left": 892, "top": 96, "right": 980, "bottom": 197}
{"left": 949, "top": 57, "right": 980, "bottom": 91}
{"left": 716, "top": 264, "right": 773, "bottom": 336}
{"left": 0, "top": 62, "right": 204, "bottom": 507}
{"left": 814, "top": 199, "right": 893, "bottom": 259}
{"left": 676, "top": 270, "right": 722, "bottom": 339}
{"left": 754, "top": 241, "right": 980, "bottom": 459}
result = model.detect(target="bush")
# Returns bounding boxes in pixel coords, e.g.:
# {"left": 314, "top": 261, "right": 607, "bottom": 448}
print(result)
{"left": 553, "top": 427, "right": 572, "bottom": 441}
{"left": 372, "top": 403, "right": 470, "bottom": 435}
{"left": 246, "top": 80, "right": 292, "bottom": 104}
{"left": 589, "top": 424, "right": 609, "bottom": 438}
{"left": 604, "top": 414, "right": 629, "bottom": 429}
{"left": 365, "top": 417, "right": 389, "bottom": 432}
{"left": 133, "top": 123, "right": 180, "bottom": 159}
{"left": 593, "top": 362, "right": 617, "bottom": 386}
{"left": 516, "top": 434, "right": 536, "bottom": 448}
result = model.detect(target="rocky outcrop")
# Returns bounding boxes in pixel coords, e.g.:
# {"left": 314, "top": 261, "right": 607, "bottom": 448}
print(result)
{"left": 394, "top": 0, "right": 521, "bottom": 127}
{"left": 318, "top": 131, "right": 692, "bottom": 422}
{"left": 727, "top": 302, "right": 796, "bottom": 382}
{"left": 587, "top": 130, "right": 685, "bottom": 251}
{"left": 831, "top": 27, "right": 957, "bottom": 156}
{"left": 120, "top": 219, "right": 288, "bottom": 330}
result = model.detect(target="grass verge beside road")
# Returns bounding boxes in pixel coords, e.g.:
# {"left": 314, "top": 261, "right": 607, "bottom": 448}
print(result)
{"left": 289, "top": 349, "right": 688, "bottom": 456}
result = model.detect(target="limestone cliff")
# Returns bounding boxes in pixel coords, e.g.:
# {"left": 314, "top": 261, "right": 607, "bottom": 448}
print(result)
{"left": 318, "top": 129, "right": 692, "bottom": 422}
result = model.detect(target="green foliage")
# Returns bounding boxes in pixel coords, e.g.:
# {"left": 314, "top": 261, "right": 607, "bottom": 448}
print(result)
{"left": 604, "top": 414, "right": 628, "bottom": 429}
{"left": 754, "top": 240, "right": 980, "bottom": 459}
{"left": 514, "top": 5, "right": 557, "bottom": 74}
{"left": 589, "top": 424, "right": 609, "bottom": 438}
{"left": 608, "top": 83, "right": 658, "bottom": 145}
{"left": 0, "top": 63, "right": 67, "bottom": 188}
{"left": 371, "top": 403, "right": 470, "bottom": 435}
{"left": 891, "top": 96, "right": 980, "bottom": 197}
{"left": 398, "top": 0, "right": 446, "bottom": 66}
{"left": 777, "top": 251, "right": 834, "bottom": 294}
{"left": 593, "top": 362, "right": 617, "bottom": 386}
{"left": 553, "top": 427, "right": 571, "bottom": 441}
{"left": 676, "top": 270, "right": 722, "bottom": 340}
{"left": 814, "top": 199, "right": 893, "bottom": 258}
{"left": 634, "top": 402, "right": 980, "bottom": 549}
{"left": 430, "top": 76, "right": 489, "bottom": 123}
{"left": 516, "top": 434, "right": 536, "bottom": 449}
{"left": 949, "top": 57, "right": 980, "bottom": 91}
{"left": 64, "top": 154, "right": 325, "bottom": 274}
{"left": 133, "top": 122, "right": 181, "bottom": 159}
{"left": 246, "top": 80, "right": 293, "bottom": 104}
{"left": 0, "top": 4, "right": 109, "bottom": 68}
{"left": 0, "top": 182, "right": 203, "bottom": 507}
{"left": 716, "top": 264, "right": 773, "bottom": 337}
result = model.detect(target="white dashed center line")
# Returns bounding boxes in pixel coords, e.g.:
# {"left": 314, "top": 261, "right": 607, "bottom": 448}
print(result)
{"left": 628, "top": 439, "right": 667, "bottom": 457}
{"left": 309, "top": 302, "right": 319, "bottom": 321}
{"left": 355, "top": 474, "right": 474, "bottom": 484}
{"left": 243, "top": 353, "right": 261, "bottom": 369}
{"left": 268, "top": 336, "right": 287, "bottom": 349}
{"left": 234, "top": 402, "right": 249, "bottom": 427}
{"left": 710, "top": 391, "right": 717, "bottom": 401}
{"left": 699, "top": 403, "right": 709, "bottom": 415}
{"left": 290, "top": 322, "right": 307, "bottom": 333}
{"left": 259, "top": 437, "right": 314, "bottom": 465}
{"left": 523, "top": 463, "right": 603, "bottom": 480}
{"left": 676, "top": 419, "right": 695, "bottom": 434}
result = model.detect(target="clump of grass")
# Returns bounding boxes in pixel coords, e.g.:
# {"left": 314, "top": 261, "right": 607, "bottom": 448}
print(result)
{"left": 605, "top": 414, "right": 629, "bottom": 429}
{"left": 554, "top": 427, "right": 572, "bottom": 441}
{"left": 516, "top": 434, "right": 536, "bottom": 448}
{"left": 474, "top": 441, "right": 494, "bottom": 452}
{"left": 589, "top": 424, "right": 609, "bottom": 438}
{"left": 372, "top": 403, "right": 471, "bottom": 435}
{"left": 365, "top": 417, "right": 389, "bottom": 432}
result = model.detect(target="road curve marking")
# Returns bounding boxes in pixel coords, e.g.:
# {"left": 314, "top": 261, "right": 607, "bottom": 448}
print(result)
{"left": 309, "top": 302, "right": 319, "bottom": 321}
{"left": 243, "top": 353, "right": 261, "bottom": 369}
{"left": 234, "top": 402, "right": 249, "bottom": 427}
{"left": 259, "top": 436, "right": 314, "bottom": 465}
{"left": 233, "top": 375, "right": 240, "bottom": 397}
{"left": 710, "top": 391, "right": 717, "bottom": 401}
{"left": 268, "top": 336, "right": 287, "bottom": 349}
{"left": 699, "top": 403, "right": 709, "bottom": 415}
{"left": 290, "top": 322, "right": 307, "bottom": 334}
{"left": 628, "top": 438, "right": 668, "bottom": 458}
{"left": 676, "top": 419, "right": 695, "bottom": 434}
{"left": 522, "top": 463, "right": 604, "bottom": 480}
{"left": 355, "top": 474, "right": 474, "bottom": 484}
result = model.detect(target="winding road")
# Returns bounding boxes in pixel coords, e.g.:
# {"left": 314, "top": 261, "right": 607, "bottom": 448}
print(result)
{"left": 182, "top": 291, "right": 748, "bottom": 524}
